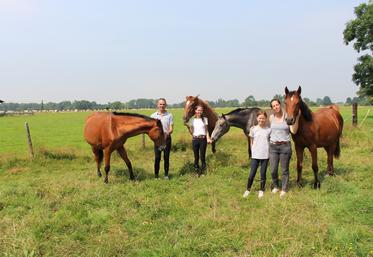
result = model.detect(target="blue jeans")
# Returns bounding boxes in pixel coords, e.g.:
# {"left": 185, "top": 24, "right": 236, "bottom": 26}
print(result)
{"left": 269, "top": 142, "right": 292, "bottom": 191}
{"left": 247, "top": 158, "right": 269, "bottom": 191}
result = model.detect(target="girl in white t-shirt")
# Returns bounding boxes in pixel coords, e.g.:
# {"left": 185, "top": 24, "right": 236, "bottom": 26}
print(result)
{"left": 243, "top": 111, "right": 271, "bottom": 198}
{"left": 188, "top": 105, "right": 212, "bottom": 176}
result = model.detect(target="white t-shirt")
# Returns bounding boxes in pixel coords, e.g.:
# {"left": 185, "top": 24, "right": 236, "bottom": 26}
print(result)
{"left": 190, "top": 117, "right": 208, "bottom": 137}
{"left": 150, "top": 111, "right": 173, "bottom": 134}
{"left": 249, "top": 125, "right": 271, "bottom": 159}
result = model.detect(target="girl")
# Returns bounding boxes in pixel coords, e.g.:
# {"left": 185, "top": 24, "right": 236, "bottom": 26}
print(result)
{"left": 188, "top": 105, "right": 212, "bottom": 176}
{"left": 243, "top": 111, "right": 271, "bottom": 198}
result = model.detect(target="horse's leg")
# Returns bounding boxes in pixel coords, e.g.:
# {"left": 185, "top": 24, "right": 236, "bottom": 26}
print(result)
{"left": 295, "top": 145, "right": 304, "bottom": 187}
{"left": 211, "top": 141, "right": 216, "bottom": 153}
{"left": 246, "top": 135, "right": 252, "bottom": 159}
{"left": 117, "top": 146, "right": 135, "bottom": 180}
{"left": 325, "top": 146, "right": 335, "bottom": 176}
{"left": 309, "top": 146, "right": 320, "bottom": 189}
{"left": 103, "top": 148, "right": 112, "bottom": 183}
{"left": 92, "top": 147, "right": 103, "bottom": 177}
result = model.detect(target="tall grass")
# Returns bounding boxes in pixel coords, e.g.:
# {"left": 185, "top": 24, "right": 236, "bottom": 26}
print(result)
{"left": 0, "top": 106, "right": 372, "bottom": 256}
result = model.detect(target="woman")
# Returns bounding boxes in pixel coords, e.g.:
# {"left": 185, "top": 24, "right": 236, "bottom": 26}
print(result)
{"left": 188, "top": 105, "right": 212, "bottom": 176}
{"left": 269, "top": 98, "right": 292, "bottom": 197}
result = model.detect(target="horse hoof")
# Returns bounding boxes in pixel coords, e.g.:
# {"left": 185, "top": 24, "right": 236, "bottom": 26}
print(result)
{"left": 314, "top": 182, "right": 321, "bottom": 189}
{"left": 297, "top": 182, "right": 303, "bottom": 188}
{"left": 130, "top": 176, "right": 135, "bottom": 181}
{"left": 104, "top": 178, "right": 108, "bottom": 183}
{"left": 97, "top": 172, "right": 102, "bottom": 177}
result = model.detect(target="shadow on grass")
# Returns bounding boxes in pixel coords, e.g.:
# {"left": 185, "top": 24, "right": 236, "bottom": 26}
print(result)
{"left": 178, "top": 161, "right": 196, "bottom": 176}
{"left": 112, "top": 167, "right": 154, "bottom": 182}
{"left": 207, "top": 151, "right": 232, "bottom": 167}
{"left": 39, "top": 148, "right": 76, "bottom": 160}
{"left": 288, "top": 165, "right": 350, "bottom": 190}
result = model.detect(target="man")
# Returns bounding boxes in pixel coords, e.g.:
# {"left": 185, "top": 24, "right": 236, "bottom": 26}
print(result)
{"left": 151, "top": 98, "right": 173, "bottom": 179}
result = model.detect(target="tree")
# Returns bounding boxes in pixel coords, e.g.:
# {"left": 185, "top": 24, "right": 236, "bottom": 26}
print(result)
{"left": 322, "top": 96, "right": 332, "bottom": 106}
{"left": 345, "top": 97, "right": 353, "bottom": 105}
{"left": 316, "top": 98, "right": 323, "bottom": 106}
{"left": 343, "top": 1, "right": 373, "bottom": 101}
{"left": 243, "top": 95, "right": 257, "bottom": 107}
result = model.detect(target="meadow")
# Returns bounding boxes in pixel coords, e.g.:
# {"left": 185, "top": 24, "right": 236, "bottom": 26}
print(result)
{"left": 0, "top": 106, "right": 372, "bottom": 256}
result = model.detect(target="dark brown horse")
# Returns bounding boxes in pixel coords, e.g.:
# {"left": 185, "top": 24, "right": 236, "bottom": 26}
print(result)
{"left": 284, "top": 86, "right": 344, "bottom": 188}
{"left": 183, "top": 96, "right": 218, "bottom": 153}
{"left": 84, "top": 112, "right": 166, "bottom": 183}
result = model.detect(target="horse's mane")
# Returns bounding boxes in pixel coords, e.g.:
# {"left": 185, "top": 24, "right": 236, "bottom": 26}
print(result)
{"left": 226, "top": 108, "right": 247, "bottom": 115}
{"left": 113, "top": 112, "right": 154, "bottom": 121}
{"left": 299, "top": 99, "right": 313, "bottom": 122}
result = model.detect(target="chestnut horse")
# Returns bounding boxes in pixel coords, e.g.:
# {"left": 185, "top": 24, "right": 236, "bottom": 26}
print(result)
{"left": 284, "top": 86, "right": 343, "bottom": 188}
{"left": 84, "top": 112, "right": 166, "bottom": 183}
{"left": 183, "top": 96, "right": 218, "bottom": 153}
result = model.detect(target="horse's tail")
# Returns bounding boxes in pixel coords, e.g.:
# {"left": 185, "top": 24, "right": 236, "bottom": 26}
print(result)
{"left": 334, "top": 109, "right": 343, "bottom": 159}
{"left": 334, "top": 138, "right": 341, "bottom": 159}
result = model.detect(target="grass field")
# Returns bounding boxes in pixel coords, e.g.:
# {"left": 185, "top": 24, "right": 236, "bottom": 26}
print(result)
{"left": 0, "top": 106, "right": 372, "bottom": 256}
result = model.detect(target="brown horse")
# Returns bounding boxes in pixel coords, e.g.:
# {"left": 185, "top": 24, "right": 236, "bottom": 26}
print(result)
{"left": 183, "top": 96, "right": 218, "bottom": 153}
{"left": 84, "top": 112, "right": 166, "bottom": 183}
{"left": 284, "top": 86, "right": 344, "bottom": 188}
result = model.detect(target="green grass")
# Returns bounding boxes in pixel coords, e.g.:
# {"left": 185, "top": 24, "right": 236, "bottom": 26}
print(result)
{"left": 0, "top": 106, "right": 372, "bottom": 256}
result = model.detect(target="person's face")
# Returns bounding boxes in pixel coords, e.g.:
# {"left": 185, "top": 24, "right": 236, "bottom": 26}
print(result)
{"left": 195, "top": 106, "right": 203, "bottom": 117}
{"left": 257, "top": 114, "right": 267, "bottom": 126}
{"left": 271, "top": 100, "right": 281, "bottom": 114}
{"left": 157, "top": 100, "right": 166, "bottom": 112}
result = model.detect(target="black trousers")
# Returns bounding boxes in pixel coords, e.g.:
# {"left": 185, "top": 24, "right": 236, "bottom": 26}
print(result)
{"left": 192, "top": 138, "right": 207, "bottom": 173}
{"left": 247, "top": 158, "right": 269, "bottom": 191}
{"left": 154, "top": 136, "right": 172, "bottom": 177}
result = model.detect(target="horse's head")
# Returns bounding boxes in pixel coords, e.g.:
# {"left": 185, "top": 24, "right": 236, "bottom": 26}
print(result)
{"left": 284, "top": 86, "right": 302, "bottom": 125}
{"left": 149, "top": 120, "right": 166, "bottom": 150}
{"left": 183, "top": 95, "right": 199, "bottom": 124}
{"left": 211, "top": 114, "right": 230, "bottom": 142}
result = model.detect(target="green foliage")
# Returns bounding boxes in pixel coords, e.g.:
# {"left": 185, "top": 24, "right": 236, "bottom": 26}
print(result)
{"left": 0, "top": 107, "right": 372, "bottom": 256}
{"left": 344, "top": 1, "right": 373, "bottom": 99}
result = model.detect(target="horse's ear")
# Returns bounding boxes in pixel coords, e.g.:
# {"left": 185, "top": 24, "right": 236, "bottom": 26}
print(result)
{"left": 222, "top": 113, "right": 226, "bottom": 119}
{"left": 285, "top": 86, "right": 289, "bottom": 95}
{"left": 297, "top": 86, "right": 302, "bottom": 95}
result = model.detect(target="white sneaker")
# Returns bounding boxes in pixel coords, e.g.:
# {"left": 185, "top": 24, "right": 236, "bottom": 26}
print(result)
{"left": 243, "top": 190, "right": 250, "bottom": 198}
{"left": 258, "top": 190, "right": 264, "bottom": 198}
{"left": 272, "top": 188, "right": 279, "bottom": 193}
{"left": 280, "top": 191, "right": 286, "bottom": 198}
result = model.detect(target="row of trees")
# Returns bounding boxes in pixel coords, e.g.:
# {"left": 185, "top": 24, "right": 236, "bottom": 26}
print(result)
{"left": 0, "top": 95, "right": 370, "bottom": 112}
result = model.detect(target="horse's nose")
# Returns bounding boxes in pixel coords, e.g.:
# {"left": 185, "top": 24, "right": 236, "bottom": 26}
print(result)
{"left": 285, "top": 117, "right": 294, "bottom": 125}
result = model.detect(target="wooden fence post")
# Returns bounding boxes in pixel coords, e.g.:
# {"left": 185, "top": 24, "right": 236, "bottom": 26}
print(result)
{"left": 142, "top": 134, "right": 145, "bottom": 149}
{"left": 352, "top": 103, "right": 358, "bottom": 126}
{"left": 25, "top": 122, "right": 34, "bottom": 158}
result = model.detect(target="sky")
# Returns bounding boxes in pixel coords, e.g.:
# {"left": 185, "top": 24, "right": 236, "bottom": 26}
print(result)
{"left": 0, "top": 0, "right": 364, "bottom": 104}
